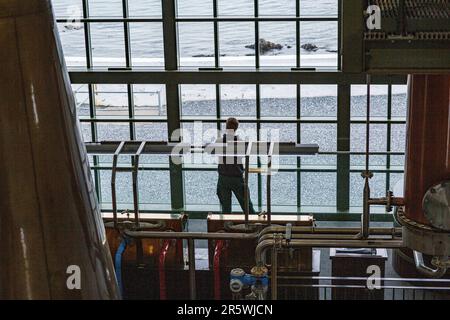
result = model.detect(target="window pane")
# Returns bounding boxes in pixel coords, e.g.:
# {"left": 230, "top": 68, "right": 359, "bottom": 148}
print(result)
{"left": 139, "top": 171, "right": 171, "bottom": 204}
{"left": 259, "top": 22, "right": 296, "bottom": 68}
{"left": 301, "top": 124, "right": 337, "bottom": 151}
{"left": 389, "top": 173, "right": 404, "bottom": 192}
{"left": 181, "top": 85, "right": 216, "bottom": 117}
{"left": 57, "top": 22, "right": 86, "bottom": 67}
{"left": 89, "top": 0, "right": 122, "bottom": 16}
{"left": 219, "top": 22, "right": 255, "bottom": 67}
{"left": 139, "top": 154, "right": 170, "bottom": 165}
{"left": 300, "top": 21, "right": 338, "bottom": 68}
{"left": 351, "top": 85, "right": 389, "bottom": 118}
{"left": 128, "top": 0, "right": 162, "bottom": 17}
{"left": 260, "top": 123, "right": 297, "bottom": 142}
{"left": 391, "top": 124, "right": 406, "bottom": 152}
{"left": 177, "top": 0, "right": 213, "bottom": 16}
{"left": 79, "top": 122, "right": 92, "bottom": 142}
{"left": 260, "top": 85, "right": 297, "bottom": 118}
{"left": 351, "top": 124, "right": 387, "bottom": 152}
{"left": 392, "top": 85, "right": 408, "bottom": 118}
{"left": 130, "top": 23, "right": 164, "bottom": 67}
{"left": 182, "top": 122, "right": 218, "bottom": 144}
{"left": 97, "top": 123, "right": 130, "bottom": 141}
{"left": 259, "top": 0, "right": 295, "bottom": 16}
{"left": 300, "top": 0, "right": 338, "bottom": 16}
{"left": 301, "top": 85, "right": 337, "bottom": 117}
{"left": 94, "top": 84, "right": 128, "bottom": 117}
{"left": 184, "top": 171, "right": 217, "bottom": 206}
{"left": 178, "top": 23, "right": 215, "bottom": 67}
{"left": 261, "top": 173, "right": 297, "bottom": 206}
{"left": 391, "top": 155, "right": 405, "bottom": 167}
{"left": 351, "top": 155, "right": 387, "bottom": 167}
{"left": 100, "top": 171, "right": 135, "bottom": 205}
{"left": 302, "top": 154, "right": 336, "bottom": 166}
{"left": 72, "top": 84, "right": 90, "bottom": 117}
{"left": 301, "top": 172, "right": 336, "bottom": 206}
{"left": 133, "top": 84, "right": 167, "bottom": 117}
{"left": 218, "top": 0, "right": 253, "bottom": 16}
{"left": 220, "top": 85, "right": 256, "bottom": 117}
{"left": 135, "top": 123, "right": 168, "bottom": 141}
{"left": 90, "top": 23, "right": 126, "bottom": 67}
{"left": 53, "top": 0, "right": 83, "bottom": 17}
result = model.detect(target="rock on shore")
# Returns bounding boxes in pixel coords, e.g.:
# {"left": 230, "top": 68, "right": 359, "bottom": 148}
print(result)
{"left": 301, "top": 43, "right": 319, "bottom": 52}
{"left": 245, "top": 39, "right": 283, "bottom": 54}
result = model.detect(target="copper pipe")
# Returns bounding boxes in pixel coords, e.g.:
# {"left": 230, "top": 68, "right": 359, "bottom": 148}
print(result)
{"left": 158, "top": 240, "right": 172, "bottom": 300}
{"left": 188, "top": 239, "right": 196, "bottom": 300}
{"left": 213, "top": 240, "right": 225, "bottom": 300}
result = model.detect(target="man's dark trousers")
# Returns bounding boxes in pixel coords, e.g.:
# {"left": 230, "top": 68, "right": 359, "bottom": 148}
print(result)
{"left": 217, "top": 174, "right": 257, "bottom": 215}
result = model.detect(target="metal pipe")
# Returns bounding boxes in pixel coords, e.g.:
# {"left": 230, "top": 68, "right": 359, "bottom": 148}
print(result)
{"left": 255, "top": 238, "right": 403, "bottom": 266}
{"left": 267, "top": 143, "right": 274, "bottom": 225}
{"left": 369, "top": 197, "right": 404, "bottom": 206}
{"left": 257, "top": 232, "right": 401, "bottom": 267}
{"left": 111, "top": 141, "right": 126, "bottom": 229}
{"left": 133, "top": 141, "right": 146, "bottom": 228}
{"left": 258, "top": 233, "right": 379, "bottom": 243}
{"left": 158, "top": 240, "right": 172, "bottom": 300}
{"left": 361, "top": 73, "right": 372, "bottom": 239}
{"left": 271, "top": 246, "right": 278, "bottom": 300}
{"left": 258, "top": 226, "right": 402, "bottom": 238}
{"left": 244, "top": 141, "right": 252, "bottom": 228}
{"left": 413, "top": 251, "right": 448, "bottom": 278}
{"left": 124, "top": 226, "right": 402, "bottom": 241}
{"left": 365, "top": 73, "right": 371, "bottom": 178}
{"left": 258, "top": 233, "right": 403, "bottom": 248}
{"left": 188, "top": 239, "right": 196, "bottom": 300}
{"left": 213, "top": 240, "right": 225, "bottom": 300}
{"left": 124, "top": 230, "right": 260, "bottom": 240}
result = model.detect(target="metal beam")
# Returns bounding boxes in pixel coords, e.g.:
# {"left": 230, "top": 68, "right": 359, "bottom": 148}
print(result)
{"left": 69, "top": 70, "right": 407, "bottom": 85}
{"left": 101, "top": 209, "right": 396, "bottom": 222}
{"left": 162, "top": 0, "right": 184, "bottom": 212}
{"left": 341, "top": 0, "right": 364, "bottom": 72}
{"left": 337, "top": 84, "right": 350, "bottom": 211}
{"left": 85, "top": 141, "right": 320, "bottom": 156}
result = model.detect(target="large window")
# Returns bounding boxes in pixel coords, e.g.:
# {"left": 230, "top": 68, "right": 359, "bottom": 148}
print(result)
{"left": 55, "top": 0, "right": 338, "bottom": 69}
{"left": 57, "top": 0, "right": 407, "bottom": 220}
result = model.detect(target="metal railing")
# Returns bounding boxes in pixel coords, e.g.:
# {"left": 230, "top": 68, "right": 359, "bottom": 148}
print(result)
{"left": 276, "top": 276, "right": 450, "bottom": 300}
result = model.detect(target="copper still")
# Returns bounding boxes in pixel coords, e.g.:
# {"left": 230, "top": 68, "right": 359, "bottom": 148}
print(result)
{"left": 403, "top": 75, "right": 450, "bottom": 227}
{"left": 0, "top": 0, "right": 120, "bottom": 299}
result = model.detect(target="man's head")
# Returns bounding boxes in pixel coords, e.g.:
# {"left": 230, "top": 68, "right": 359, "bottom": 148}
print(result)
{"left": 226, "top": 117, "right": 239, "bottom": 132}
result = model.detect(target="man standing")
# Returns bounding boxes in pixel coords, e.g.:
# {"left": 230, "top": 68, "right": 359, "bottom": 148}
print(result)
{"left": 216, "top": 118, "right": 257, "bottom": 215}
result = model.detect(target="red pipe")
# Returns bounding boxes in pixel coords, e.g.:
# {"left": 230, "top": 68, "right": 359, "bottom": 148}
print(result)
{"left": 159, "top": 240, "right": 172, "bottom": 300}
{"left": 213, "top": 240, "right": 225, "bottom": 300}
